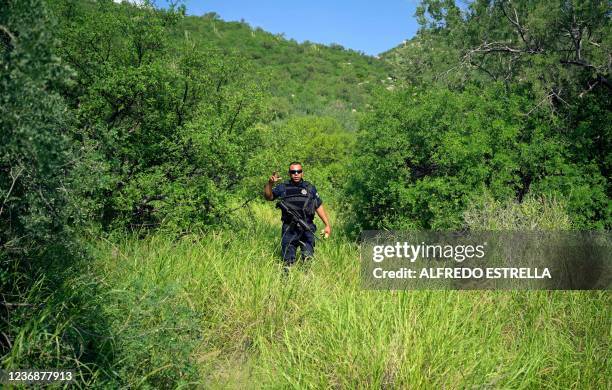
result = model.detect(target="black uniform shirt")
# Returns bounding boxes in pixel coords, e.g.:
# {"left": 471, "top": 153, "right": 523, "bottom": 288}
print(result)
{"left": 272, "top": 179, "right": 322, "bottom": 224}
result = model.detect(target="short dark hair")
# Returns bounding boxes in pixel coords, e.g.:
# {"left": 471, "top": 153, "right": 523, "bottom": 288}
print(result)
{"left": 288, "top": 161, "right": 302, "bottom": 168}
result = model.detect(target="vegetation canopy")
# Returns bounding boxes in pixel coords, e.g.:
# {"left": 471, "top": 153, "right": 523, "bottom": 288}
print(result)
{"left": 1, "top": 0, "right": 609, "bottom": 387}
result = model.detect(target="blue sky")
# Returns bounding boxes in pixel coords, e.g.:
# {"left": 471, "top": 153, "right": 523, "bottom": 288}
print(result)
{"left": 168, "top": 1, "right": 421, "bottom": 56}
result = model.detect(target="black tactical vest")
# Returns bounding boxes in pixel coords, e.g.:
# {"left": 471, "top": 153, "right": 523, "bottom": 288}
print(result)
{"left": 278, "top": 181, "right": 316, "bottom": 223}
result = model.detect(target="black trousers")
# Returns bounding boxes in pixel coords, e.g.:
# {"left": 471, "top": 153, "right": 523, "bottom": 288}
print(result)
{"left": 280, "top": 223, "right": 316, "bottom": 264}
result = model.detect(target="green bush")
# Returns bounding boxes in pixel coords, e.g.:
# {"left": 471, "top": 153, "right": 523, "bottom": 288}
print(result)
{"left": 1, "top": 0, "right": 114, "bottom": 383}
{"left": 345, "top": 86, "right": 608, "bottom": 231}
{"left": 50, "top": 0, "right": 271, "bottom": 233}
{"left": 253, "top": 116, "right": 356, "bottom": 205}
{"left": 0, "top": 0, "right": 74, "bottom": 266}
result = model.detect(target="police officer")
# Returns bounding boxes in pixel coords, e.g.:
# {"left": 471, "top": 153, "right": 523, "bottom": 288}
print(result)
{"left": 264, "top": 162, "right": 331, "bottom": 266}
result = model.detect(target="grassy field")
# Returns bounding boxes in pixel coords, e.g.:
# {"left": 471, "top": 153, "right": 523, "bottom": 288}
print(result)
{"left": 79, "top": 203, "right": 610, "bottom": 388}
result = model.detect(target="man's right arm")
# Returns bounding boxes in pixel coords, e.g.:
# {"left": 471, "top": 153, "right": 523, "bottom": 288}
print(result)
{"left": 264, "top": 172, "right": 281, "bottom": 200}
{"left": 264, "top": 181, "right": 274, "bottom": 200}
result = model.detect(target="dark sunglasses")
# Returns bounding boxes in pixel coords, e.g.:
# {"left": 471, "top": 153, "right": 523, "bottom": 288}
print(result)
{"left": 289, "top": 169, "right": 302, "bottom": 174}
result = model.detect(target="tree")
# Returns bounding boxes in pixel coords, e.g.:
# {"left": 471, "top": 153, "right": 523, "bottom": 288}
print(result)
{"left": 392, "top": 0, "right": 611, "bottom": 104}
{"left": 375, "top": 0, "right": 610, "bottom": 229}
{"left": 346, "top": 86, "right": 609, "bottom": 231}
{"left": 1, "top": 0, "right": 75, "bottom": 272}
{"left": 0, "top": 0, "right": 95, "bottom": 365}
{"left": 49, "top": 0, "right": 271, "bottom": 232}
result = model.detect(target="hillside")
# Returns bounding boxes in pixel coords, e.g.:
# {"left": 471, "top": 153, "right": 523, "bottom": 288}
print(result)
{"left": 172, "top": 12, "right": 393, "bottom": 116}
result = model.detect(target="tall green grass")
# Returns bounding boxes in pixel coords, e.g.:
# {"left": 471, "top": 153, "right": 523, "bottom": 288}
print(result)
{"left": 85, "top": 201, "right": 610, "bottom": 388}
{"left": 1, "top": 256, "right": 117, "bottom": 387}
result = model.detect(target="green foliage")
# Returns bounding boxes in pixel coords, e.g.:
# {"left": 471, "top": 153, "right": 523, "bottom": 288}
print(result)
{"left": 2, "top": 1, "right": 609, "bottom": 385}
{"left": 387, "top": 0, "right": 611, "bottom": 100}
{"left": 463, "top": 195, "right": 572, "bottom": 230}
{"left": 91, "top": 240, "right": 203, "bottom": 387}
{"left": 173, "top": 12, "right": 392, "bottom": 115}
{"left": 46, "top": 0, "right": 272, "bottom": 233}
{"left": 88, "top": 208, "right": 610, "bottom": 388}
{"left": 0, "top": 0, "right": 74, "bottom": 264}
{"left": 254, "top": 116, "right": 356, "bottom": 204}
{"left": 42, "top": 0, "right": 385, "bottom": 235}
{"left": 345, "top": 86, "right": 609, "bottom": 231}
{"left": 0, "top": 0, "right": 115, "bottom": 383}
{"left": 1, "top": 262, "right": 116, "bottom": 386}
{"left": 375, "top": 0, "right": 610, "bottom": 230}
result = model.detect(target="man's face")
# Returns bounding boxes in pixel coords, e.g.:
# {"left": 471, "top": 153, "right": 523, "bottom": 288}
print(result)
{"left": 289, "top": 164, "right": 303, "bottom": 183}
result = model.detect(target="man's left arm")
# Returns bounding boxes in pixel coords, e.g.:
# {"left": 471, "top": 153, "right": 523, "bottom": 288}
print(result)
{"left": 315, "top": 205, "right": 331, "bottom": 238}
{"left": 311, "top": 186, "right": 331, "bottom": 237}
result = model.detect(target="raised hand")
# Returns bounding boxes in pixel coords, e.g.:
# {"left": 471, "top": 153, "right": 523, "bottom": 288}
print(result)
{"left": 269, "top": 171, "right": 281, "bottom": 184}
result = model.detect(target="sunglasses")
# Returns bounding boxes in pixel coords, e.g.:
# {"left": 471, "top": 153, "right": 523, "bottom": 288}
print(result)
{"left": 289, "top": 169, "right": 302, "bottom": 174}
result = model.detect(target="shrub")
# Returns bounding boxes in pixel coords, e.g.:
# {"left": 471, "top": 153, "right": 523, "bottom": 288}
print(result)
{"left": 345, "top": 86, "right": 608, "bottom": 232}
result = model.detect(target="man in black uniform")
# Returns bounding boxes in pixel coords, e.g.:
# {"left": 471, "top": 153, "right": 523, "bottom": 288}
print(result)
{"left": 264, "top": 162, "right": 331, "bottom": 266}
